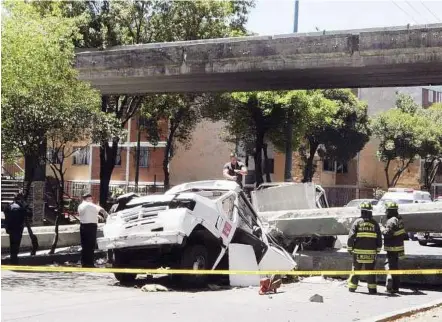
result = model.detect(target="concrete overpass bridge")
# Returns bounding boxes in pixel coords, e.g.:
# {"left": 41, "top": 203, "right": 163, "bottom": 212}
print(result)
{"left": 75, "top": 23, "right": 442, "bottom": 94}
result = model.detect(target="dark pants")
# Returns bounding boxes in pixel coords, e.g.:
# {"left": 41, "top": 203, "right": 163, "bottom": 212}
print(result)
{"left": 80, "top": 223, "right": 97, "bottom": 267}
{"left": 385, "top": 252, "right": 400, "bottom": 291}
{"left": 348, "top": 256, "right": 377, "bottom": 292}
{"left": 8, "top": 226, "right": 24, "bottom": 265}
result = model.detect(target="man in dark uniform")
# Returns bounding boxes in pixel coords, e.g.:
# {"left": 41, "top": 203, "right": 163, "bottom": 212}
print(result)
{"left": 380, "top": 201, "right": 405, "bottom": 294}
{"left": 223, "top": 153, "right": 248, "bottom": 188}
{"left": 347, "top": 202, "right": 382, "bottom": 294}
{"left": 4, "top": 192, "right": 30, "bottom": 265}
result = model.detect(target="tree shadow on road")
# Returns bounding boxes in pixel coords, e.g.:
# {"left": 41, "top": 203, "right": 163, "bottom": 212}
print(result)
{"left": 356, "top": 289, "right": 427, "bottom": 297}
{"left": 1, "top": 271, "right": 115, "bottom": 293}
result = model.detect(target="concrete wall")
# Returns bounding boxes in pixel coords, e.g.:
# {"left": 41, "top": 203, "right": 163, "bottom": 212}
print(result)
{"left": 169, "top": 120, "right": 234, "bottom": 185}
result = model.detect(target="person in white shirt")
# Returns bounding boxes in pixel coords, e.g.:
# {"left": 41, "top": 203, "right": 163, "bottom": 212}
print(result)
{"left": 77, "top": 193, "right": 108, "bottom": 267}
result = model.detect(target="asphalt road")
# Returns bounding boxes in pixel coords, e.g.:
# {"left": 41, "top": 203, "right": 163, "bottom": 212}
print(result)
{"left": 2, "top": 270, "right": 442, "bottom": 322}
{"left": 2, "top": 240, "right": 441, "bottom": 322}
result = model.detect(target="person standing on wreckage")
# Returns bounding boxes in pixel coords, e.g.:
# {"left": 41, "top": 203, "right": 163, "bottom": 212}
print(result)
{"left": 379, "top": 201, "right": 406, "bottom": 294}
{"left": 347, "top": 202, "right": 382, "bottom": 294}
{"left": 223, "top": 152, "right": 248, "bottom": 189}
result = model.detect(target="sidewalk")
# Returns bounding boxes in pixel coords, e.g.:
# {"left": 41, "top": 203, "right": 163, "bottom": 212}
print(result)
{"left": 393, "top": 305, "right": 442, "bottom": 322}
{"left": 1, "top": 246, "right": 106, "bottom": 266}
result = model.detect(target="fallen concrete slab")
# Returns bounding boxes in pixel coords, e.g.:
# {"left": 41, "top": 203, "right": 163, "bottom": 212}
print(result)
{"left": 1, "top": 224, "right": 104, "bottom": 253}
{"left": 263, "top": 203, "right": 442, "bottom": 237}
{"left": 256, "top": 183, "right": 442, "bottom": 236}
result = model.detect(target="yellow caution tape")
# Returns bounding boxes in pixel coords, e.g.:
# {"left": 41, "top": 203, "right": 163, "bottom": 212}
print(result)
{"left": 1, "top": 265, "right": 442, "bottom": 276}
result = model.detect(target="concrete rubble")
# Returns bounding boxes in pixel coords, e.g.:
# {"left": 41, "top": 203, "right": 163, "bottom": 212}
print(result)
{"left": 141, "top": 284, "right": 169, "bottom": 292}
{"left": 309, "top": 294, "right": 324, "bottom": 303}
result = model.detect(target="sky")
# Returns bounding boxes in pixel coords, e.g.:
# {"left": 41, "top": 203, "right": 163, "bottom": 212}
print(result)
{"left": 246, "top": 0, "right": 442, "bottom": 35}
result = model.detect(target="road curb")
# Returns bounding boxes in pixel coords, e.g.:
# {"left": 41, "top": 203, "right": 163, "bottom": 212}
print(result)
{"left": 1, "top": 251, "right": 106, "bottom": 266}
{"left": 361, "top": 298, "right": 442, "bottom": 322}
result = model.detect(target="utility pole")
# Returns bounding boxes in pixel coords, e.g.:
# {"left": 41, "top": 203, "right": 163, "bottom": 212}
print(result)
{"left": 284, "top": 0, "right": 299, "bottom": 182}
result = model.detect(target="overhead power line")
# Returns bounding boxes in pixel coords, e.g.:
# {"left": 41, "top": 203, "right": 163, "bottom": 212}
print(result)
{"left": 419, "top": 0, "right": 442, "bottom": 22}
{"left": 405, "top": 1, "right": 427, "bottom": 23}
{"left": 390, "top": 0, "right": 419, "bottom": 25}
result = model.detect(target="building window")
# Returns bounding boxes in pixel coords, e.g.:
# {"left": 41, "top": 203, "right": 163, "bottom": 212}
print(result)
{"left": 336, "top": 161, "right": 348, "bottom": 174}
{"left": 47, "top": 149, "right": 62, "bottom": 165}
{"left": 323, "top": 159, "right": 335, "bottom": 172}
{"left": 72, "top": 147, "right": 89, "bottom": 165}
{"left": 134, "top": 147, "right": 149, "bottom": 168}
{"left": 429, "top": 90, "right": 434, "bottom": 103}
{"left": 115, "top": 148, "right": 122, "bottom": 166}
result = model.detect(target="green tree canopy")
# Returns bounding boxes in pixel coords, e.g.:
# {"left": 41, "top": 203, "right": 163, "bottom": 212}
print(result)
{"left": 205, "top": 91, "right": 311, "bottom": 186}
{"left": 31, "top": 0, "right": 255, "bottom": 204}
{"left": 415, "top": 103, "right": 442, "bottom": 190}
{"left": 292, "top": 89, "right": 370, "bottom": 182}
{"left": 1, "top": 1, "right": 117, "bottom": 184}
{"left": 371, "top": 94, "right": 441, "bottom": 188}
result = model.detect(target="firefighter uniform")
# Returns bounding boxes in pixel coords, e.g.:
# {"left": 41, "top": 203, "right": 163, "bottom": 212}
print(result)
{"left": 347, "top": 202, "right": 382, "bottom": 294}
{"left": 381, "top": 201, "right": 405, "bottom": 293}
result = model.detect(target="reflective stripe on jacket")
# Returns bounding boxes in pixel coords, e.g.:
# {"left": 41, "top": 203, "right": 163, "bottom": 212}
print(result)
{"left": 347, "top": 218, "right": 382, "bottom": 263}
{"left": 383, "top": 216, "right": 406, "bottom": 257}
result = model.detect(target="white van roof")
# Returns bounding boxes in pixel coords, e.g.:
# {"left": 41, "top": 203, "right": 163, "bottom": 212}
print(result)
{"left": 382, "top": 188, "right": 431, "bottom": 202}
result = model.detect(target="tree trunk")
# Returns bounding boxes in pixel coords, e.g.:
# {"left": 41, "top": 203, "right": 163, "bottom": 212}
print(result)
{"left": 384, "top": 159, "right": 392, "bottom": 188}
{"left": 302, "top": 142, "right": 319, "bottom": 183}
{"left": 49, "top": 171, "right": 64, "bottom": 255}
{"left": 263, "top": 143, "right": 271, "bottom": 183}
{"left": 284, "top": 110, "right": 293, "bottom": 182}
{"left": 390, "top": 158, "right": 414, "bottom": 187}
{"left": 163, "top": 129, "right": 175, "bottom": 190}
{"left": 99, "top": 140, "right": 119, "bottom": 208}
{"left": 49, "top": 213, "right": 61, "bottom": 255}
{"left": 23, "top": 152, "right": 41, "bottom": 256}
{"left": 254, "top": 130, "right": 265, "bottom": 187}
{"left": 423, "top": 158, "right": 441, "bottom": 191}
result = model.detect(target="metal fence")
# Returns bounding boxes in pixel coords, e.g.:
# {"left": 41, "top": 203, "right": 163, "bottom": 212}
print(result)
{"left": 64, "top": 181, "right": 166, "bottom": 202}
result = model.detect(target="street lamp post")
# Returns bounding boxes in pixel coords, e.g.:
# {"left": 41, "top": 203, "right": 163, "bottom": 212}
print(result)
{"left": 284, "top": 0, "right": 299, "bottom": 182}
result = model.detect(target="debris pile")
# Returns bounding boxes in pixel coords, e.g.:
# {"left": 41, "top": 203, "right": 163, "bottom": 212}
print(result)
{"left": 141, "top": 284, "right": 169, "bottom": 292}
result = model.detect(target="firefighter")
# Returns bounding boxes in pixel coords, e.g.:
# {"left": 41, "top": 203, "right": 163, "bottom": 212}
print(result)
{"left": 380, "top": 201, "right": 405, "bottom": 294}
{"left": 347, "top": 202, "right": 382, "bottom": 294}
